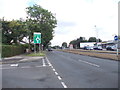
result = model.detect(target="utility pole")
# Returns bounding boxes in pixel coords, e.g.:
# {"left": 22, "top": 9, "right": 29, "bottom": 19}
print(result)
{"left": 94, "top": 25, "right": 99, "bottom": 46}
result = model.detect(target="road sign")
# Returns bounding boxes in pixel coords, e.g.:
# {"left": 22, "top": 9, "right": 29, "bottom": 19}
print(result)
{"left": 114, "top": 35, "right": 118, "bottom": 41}
{"left": 34, "top": 32, "right": 41, "bottom": 44}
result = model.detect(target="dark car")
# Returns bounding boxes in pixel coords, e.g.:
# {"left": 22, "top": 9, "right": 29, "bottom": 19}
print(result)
{"left": 106, "top": 45, "right": 117, "bottom": 51}
{"left": 48, "top": 48, "right": 53, "bottom": 51}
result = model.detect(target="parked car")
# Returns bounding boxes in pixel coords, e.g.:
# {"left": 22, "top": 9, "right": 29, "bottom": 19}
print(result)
{"left": 84, "top": 46, "right": 93, "bottom": 50}
{"left": 106, "top": 45, "right": 117, "bottom": 51}
{"left": 93, "top": 46, "right": 102, "bottom": 50}
{"left": 48, "top": 48, "right": 53, "bottom": 51}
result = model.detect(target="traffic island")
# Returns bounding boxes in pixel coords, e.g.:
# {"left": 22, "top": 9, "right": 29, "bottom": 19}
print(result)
{"left": 1, "top": 52, "right": 46, "bottom": 64}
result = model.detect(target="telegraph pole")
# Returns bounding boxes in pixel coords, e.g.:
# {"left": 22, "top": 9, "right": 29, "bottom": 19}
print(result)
{"left": 94, "top": 25, "right": 99, "bottom": 46}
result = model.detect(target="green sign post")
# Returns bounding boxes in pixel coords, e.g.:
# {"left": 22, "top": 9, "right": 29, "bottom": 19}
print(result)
{"left": 33, "top": 32, "right": 41, "bottom": 53}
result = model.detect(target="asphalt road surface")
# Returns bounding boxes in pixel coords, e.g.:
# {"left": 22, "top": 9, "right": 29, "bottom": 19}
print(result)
{"left": 2, "top": 51, "right": 119, "bottom": 88}
{"left": 47, "top": 50, "right": 118, "bottom": 88}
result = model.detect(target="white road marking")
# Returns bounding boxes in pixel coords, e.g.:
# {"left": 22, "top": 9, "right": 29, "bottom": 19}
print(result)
{"left": 61, "top": 82, "right": 67, "bottom": 88}
{"left": 52, "top": 68, "right": 56, "bottom": 71}
{"left": 36, "top": 66, "right": 43, "bottom": 68}
{"left": 55, "top": 72, "right": 58, "bottom": 75}
{"left": 79, "top": 60, "right": 100, "bottom": 67}
{"left": 42, "top": 59, "right": 46, "bottom": 67}
{"left": 21, "top": 66, "right": 31, "bottom": 68}
{"left": 58, "top": 76, "right": 62, "bottom": 80}
{"left": 10, "top": 64, "right": 19, "bottom": 67}
{"left": 1, "top": 65, "right": 49, "bottom": 69}
{"left": 19, "top": 59, "right": 28, "bottom": 61}
{"left": 0, "top": 67, "right": 15, "bottom": 69}
{"left": 51, "top": 65, "right": 53, "bottom": 69}
{"left": 46, "top": 58, "right": 52, "bottom": 67}
{"left": 46, "top": 57, "right": 68, "bottom": 88}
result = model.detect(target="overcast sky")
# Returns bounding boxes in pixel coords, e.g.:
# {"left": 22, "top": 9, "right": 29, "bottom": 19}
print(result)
{"left": 0, "top": 0, "right": 119, "bottom": 46}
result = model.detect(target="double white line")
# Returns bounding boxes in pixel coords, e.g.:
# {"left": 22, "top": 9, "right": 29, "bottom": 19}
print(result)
{"left": 42, "top": 58, "right": 46, "bottom": 67}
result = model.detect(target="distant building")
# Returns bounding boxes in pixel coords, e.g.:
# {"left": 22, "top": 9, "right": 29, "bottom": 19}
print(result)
{"left": 79, "top": 40, "right": 119, "bottom": 49}
{"left": 101, "top": 40, "right": 118, "bottom": 49}
{"left": 80, "top": 42, "right": 102, "bottom": 48}
{"left": 69, "top": 44, "right": 73, "bottom": 49}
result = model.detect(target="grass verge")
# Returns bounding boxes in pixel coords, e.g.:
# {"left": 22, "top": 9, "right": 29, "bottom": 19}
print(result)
{"left": 27, "top": 52, "right": 46, "bottom": 57}
{"left": 59, "top": 49, "right": 119, "bottom": 60}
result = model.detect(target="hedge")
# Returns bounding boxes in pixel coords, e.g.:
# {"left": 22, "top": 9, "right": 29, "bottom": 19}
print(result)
{"left": 2, "top": 45, "right": 27, "bottom": 58}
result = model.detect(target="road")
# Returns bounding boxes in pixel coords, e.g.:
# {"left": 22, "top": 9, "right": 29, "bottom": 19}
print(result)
{"left": 2, "top": 57, "right": 63, "bottom": 88}
{"left": 47, "top": 50, "right": 118, "bottom": 88}
{"left": 2, "top": 51, "right": 119, "bottom": 88}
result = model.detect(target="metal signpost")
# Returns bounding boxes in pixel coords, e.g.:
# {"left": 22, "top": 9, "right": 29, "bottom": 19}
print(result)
{"left": 114, "top": 35, "right": 118, "bottom": 55}
{"left": 33, "top": 32, "right": 41, "bottom": 53}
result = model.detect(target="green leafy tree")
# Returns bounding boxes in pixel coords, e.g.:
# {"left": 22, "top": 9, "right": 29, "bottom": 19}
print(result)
{"left": 62, "top": 42, "right": 67, "bottom": 48}
{"left": 1, "top": 18, "right": 27, "bottom": 44}
{"left": 88, "top": 37, "right": 97, "bottom": 42}
{"left": 69, "top": 37, "right": 87, "bottom": 49}
{"left": 88, "top": 37, "right": 102, "bottom": 42}
{"left": 1, "top": 19, "right": 12, "bottom": 44}
{"left": 26, "top": 4, "right": 57, "bottom": 49}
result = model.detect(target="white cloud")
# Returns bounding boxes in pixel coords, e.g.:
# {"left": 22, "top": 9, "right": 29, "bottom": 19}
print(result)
{"left": 36, "top": 0, "right": 119, "bottom": 46}
{"left": 0, "top": 0, "right": 29, "bottom": 20}
{"left": 0, "top": 0, "right": 119, "bottom": 46}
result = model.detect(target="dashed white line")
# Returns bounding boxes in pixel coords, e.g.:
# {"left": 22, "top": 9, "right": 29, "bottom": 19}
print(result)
{"left": 61, "top": 82, "right": 67, "bottom": 88}
{"left": 55, "top": 72, "right": 58, "bottom": 75}
{"left": 51, "top": 66, "right": 54, "bottom": 69}
{"left": 46, "top": 57, "right": 68, "bottom": 88}
{"left": 10, "top": 64, "right": 19, "bottom": 67}
{"left": 52, "top": 68, "right": 56, "bottom": 71}
{"left": 58, "top": 76, "right": 62, "bottom": 80}
{"left": 21, "top": 66, "right": 31, "bottom": 68}
{"left": 79, "top": 59, "right": 100, "bottom": 67}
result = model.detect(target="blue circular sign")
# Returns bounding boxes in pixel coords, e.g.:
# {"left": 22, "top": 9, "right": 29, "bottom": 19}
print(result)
{"left": 114, "top": 35, "right": 118, "bottom": 41}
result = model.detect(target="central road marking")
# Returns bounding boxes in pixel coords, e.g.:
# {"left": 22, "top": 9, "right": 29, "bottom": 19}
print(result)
{"left": 42, "top": 59, "right": 46, "bottom": 67}
{"left": 21, "top": 66, "right": 31, "bottom": 68}
{"left": 61, "top": 82, "right": 67, "bottom": 88}
{"left": 46, "top": 57, "right": 68, "bottom": 88}
{"left": 79, "top": 59, "right": 100, "bottom": 67}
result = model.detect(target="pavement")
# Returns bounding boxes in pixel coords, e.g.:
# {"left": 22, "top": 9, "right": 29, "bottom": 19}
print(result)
{"left": 1, "top": 55, "right": 44, "bottom": 64}
{"left": 1, "top": 51, "right": 119, "bottom": 88}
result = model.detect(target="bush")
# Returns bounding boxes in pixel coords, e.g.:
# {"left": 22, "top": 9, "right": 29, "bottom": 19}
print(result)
{"left": 2, "top": 45, "right": 26, "bottom": 57}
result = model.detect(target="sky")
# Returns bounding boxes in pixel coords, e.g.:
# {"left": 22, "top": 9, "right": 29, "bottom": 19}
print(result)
{"left": 0, "top": 0, "right": 119, "bottom": 46}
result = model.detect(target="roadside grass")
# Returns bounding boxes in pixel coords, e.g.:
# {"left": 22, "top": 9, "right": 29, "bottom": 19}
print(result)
{"left": 59, "top": 49, "right": 119, "bottom": 60}
{"left": 27, "top": 52, "right": 46, "bottom": 57}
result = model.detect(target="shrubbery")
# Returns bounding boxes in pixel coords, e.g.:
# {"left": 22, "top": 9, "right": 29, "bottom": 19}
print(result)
{"left": 2, "top": 45, "right": 27, "bottom": 57}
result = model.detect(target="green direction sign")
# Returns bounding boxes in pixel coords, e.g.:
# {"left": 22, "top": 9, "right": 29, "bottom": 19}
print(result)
{"left": 33, "top": 32, "right": 41, "bottom": 44}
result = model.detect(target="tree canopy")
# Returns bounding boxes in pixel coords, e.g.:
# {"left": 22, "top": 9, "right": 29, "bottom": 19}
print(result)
{"left": 69, "top": 36, "right": 102, "bottom": 49}
{"left": 62, "top": 42, "right": 67, "bottom": 48}
{"left": 69, "top": 37, "right": 87, "bottom": 49}
{"left": 26, "top": 4, "right": 57, "bottom": 49}
{"left": 1, "top": 4, "right": 57, "bottom": 50}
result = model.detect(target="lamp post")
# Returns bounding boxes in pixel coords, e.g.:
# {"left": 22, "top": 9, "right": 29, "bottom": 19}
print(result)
{"left": 94, "top": 25, "right": 99, "bottom": 46}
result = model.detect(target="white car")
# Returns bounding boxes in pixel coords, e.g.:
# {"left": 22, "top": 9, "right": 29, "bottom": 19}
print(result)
{"left": 93, "top": 46, "right": 102, "bottom": 50}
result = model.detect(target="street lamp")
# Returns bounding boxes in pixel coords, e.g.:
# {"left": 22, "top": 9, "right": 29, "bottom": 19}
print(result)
{"left": 94, "top": 25, "right": 99, "bottom": 45}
